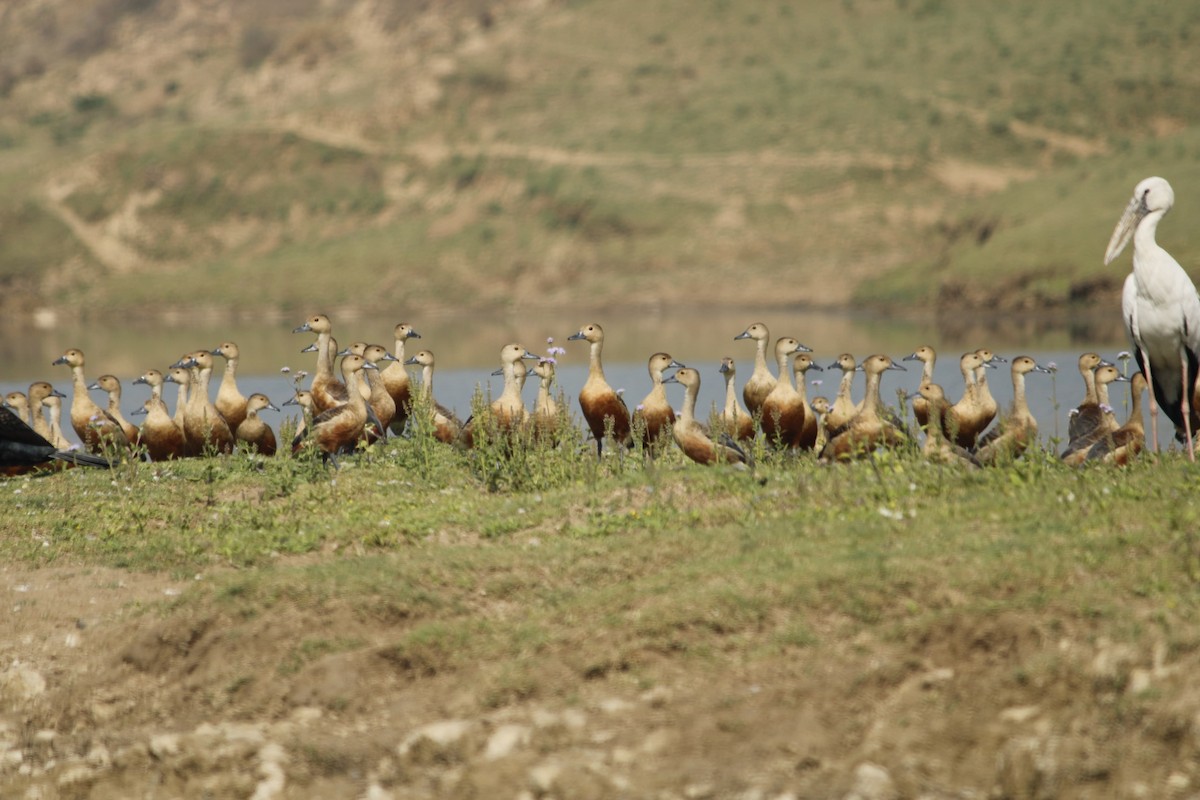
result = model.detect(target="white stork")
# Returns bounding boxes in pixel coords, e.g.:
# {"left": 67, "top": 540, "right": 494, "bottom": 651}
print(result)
{"left": 1104, "top": 176, "right": 1200, "bottom": 459}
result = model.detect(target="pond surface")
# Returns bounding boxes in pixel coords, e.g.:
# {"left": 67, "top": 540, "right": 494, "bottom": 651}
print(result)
{"left": 0, "top": 307, "right": 1165, "bottom": 453}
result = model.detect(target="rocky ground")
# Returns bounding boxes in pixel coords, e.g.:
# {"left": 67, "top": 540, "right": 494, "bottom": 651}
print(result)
{"left": 3, "top": 562, "right": 1200, "bottom": 799}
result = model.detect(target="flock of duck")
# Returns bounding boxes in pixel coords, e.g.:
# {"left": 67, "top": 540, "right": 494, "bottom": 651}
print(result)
{"left": 0, "top": 174, "right": 1196, "bottom": 475}
{"left": 0, "top": 312, "right": 1150, "bottom": 475}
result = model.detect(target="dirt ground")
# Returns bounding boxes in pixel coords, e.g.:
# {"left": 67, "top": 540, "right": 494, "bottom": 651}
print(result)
{"left": 3, "top": 563, "right": 1199, "bottom": 799}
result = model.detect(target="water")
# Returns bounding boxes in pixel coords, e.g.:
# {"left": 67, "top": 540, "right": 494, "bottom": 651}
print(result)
{"left": 0, "top": 307, "right": 1163, "bottom": 453}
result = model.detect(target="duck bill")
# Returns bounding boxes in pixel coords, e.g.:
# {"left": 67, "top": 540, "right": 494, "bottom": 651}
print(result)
{"left": 1104, "top": 195, "right": 1145, "bottom": 265}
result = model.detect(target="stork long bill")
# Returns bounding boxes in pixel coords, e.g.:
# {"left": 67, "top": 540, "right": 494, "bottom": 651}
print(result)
{"left": 1104, "top": 195, "right": 1144, "bottom": 265}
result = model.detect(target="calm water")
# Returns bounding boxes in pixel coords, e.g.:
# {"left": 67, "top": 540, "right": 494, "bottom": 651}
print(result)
{"left": 0, "top": 307, "right": 1164, "bottom": 453}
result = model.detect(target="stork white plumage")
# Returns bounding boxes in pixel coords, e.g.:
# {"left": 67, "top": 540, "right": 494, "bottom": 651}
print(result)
{"left": 1104, "top": 176, "right": 1200, "bottom": 460}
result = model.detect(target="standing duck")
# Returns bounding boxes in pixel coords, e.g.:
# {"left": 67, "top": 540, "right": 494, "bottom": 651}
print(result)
{"left": 52, "top": 349, "right": 129, "bottom": 453}
{"left": 176, "top": 351, "right": 235, "bottom": 455}
{"left": 663, "top": 367, "right": 749, "bottom": 466}
{"left": 88, "top": 375, "right": 140, "bottom": 446}
{"left": 210, "top": 341, "right": 249, "bottom": 433}
{"left": 819, "top": 354, "right": 908, "bottom": 462}
{"left": 717, "top": 357, "right": 755, "bottom": 442}
{"left": 734, "top": 322, "right": 776, "bottom": 418}
{"left": 913, "top": 383, "right": 980, "bottom": 468}
{"left": 302, "top": 354, "right": 375, "bottom": 466}
{"left": 760, "top": 338, "right": 808, "bottom": 449}
{"left": 293, "top": 314, "right": 349, "bottom": 414}
{"left": 793, "top": 353, "right": 824, "bottom": 450}
{"left": 824, "top": 353, "right": 859, "bottom": 437}
{"left": 1086, "top": 372, "right": 1148, "bottom": 466}
{"left": 381, "top": 323, "right": 421, "bottom": 434}
{"left": 404, "top": 349, "right": 462, "bottom": 444}
{"left": 973, "top": 356, "right": 1051, "bottom": 465}
{"left": 634, "top": 352, "right": 684, "bottom": 452}
{"left": 1061, "top": 365, "right": 1127, "bottom": 465}
{"left": 531, "top": 358, "right": 562, "bottom": 440}
{"left": 568, "top": 323, "right": 632, "bottom": 456}
{"left": 26, "top": 382, "right": 59, "bottom": 442}
{"left": 903, "top": 346, "right": 937, "bottom": 429}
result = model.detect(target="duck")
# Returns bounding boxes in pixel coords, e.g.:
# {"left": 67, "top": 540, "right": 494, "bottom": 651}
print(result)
{"left": 942, "top": 352, "right": 990, "bottom": 449}
{"left": 162, "top": 366, "right": 192, "bottom": 449}
{"left": 810, "top": 396, "right": 832, "bottom": 452}
{"left": 130, "top": 394, "right": 187, "bottom": 462}
{"left": 717, "top": 357, "right": 755, "bottom": 442}
{"left": 912, "top": 383, "right": 980, "bottom": 468}
{"left": 3, "top": 392, "right": 30, "bottom": 425}
{"left": 634, "top": 352, "right": 684, "bottom": 452}
{"left": 663, "top": 367, "right": 749, "bottom": 466}
{"left": 460, "top": 343, "right": 539, "bottom": 448}
{"left": 734, "top": 322, "right": 776, "bottom": 418}
{"left": 760, "top": 338, "right": 808, "bottom": 448}
{"left": 1086, "top": 372, "right": 1148, "bottom": 466}
{"left": 52, "top": 348, "right": 129, "bottom": 454}
{"left": 381, "top": 323, "right": 421, "bottom": 434}
{"left": 568, "top": 323, "right": 632, "bottom": 456}
{"left": 87, "top": 374, "right": 140, "bottom": 446}
{"left": 0, "top": 405, "right": 111, "bottom": 471}
{"left": 1067, "top": 353, "right": 1109, "bottom": 441}
{"left": 338, "top": 342, "right": 397, "bottom": 440}
{"left": 973, "top": 356, "right": 1051, "bottom": 466}
{"left": 41, "top": 392, "right": 74, "bottom": 452}
{"left": 293, "top": 314, "right": 349, "bottom": 414}
{"left": 1061, "top": 365, "right": 1127, "bottom": 466}
{"left": 235, "top": 393, "right": 279, "bottom": 456}
{"left": 176, "top": 351, "right": 235, "bottom": 455}
{"left": 531, "top": 358, "right": 562, "bottom": 440}
{"left": 26, "top": 382, "right": 60, "bottom": 442}
{"left": 903, "top": 346, "right": 937, "bottom": 429}
{"left": 404, "top": 349, "right": 462, "bottom": 444}
{"left": 133, "top": 369, "right": 166, "bottom": 404}
{"left": 819, "top": 354, "right": 908, "bottom": 462}
{"left": 301, "top": 354, "right": 375, "bottom": 466}
{"left": 793, "top": 353, "right": 824, "bottom": 450}
{"left": 283, "top": 390, "right": 315, "bottom": 451}
{"left": 972, "top": 348, "right": 1005, "bottom": 437}
{"left": 823, "top": 353, "right": 859, "bottom": 437}
{"left": 210, "top": 341, "right": 249, "bottom": 433}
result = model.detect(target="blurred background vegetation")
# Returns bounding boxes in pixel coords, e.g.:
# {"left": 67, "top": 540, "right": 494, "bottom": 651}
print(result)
{"left": 1, "top": 0, "right": 1198, "bottom": 323}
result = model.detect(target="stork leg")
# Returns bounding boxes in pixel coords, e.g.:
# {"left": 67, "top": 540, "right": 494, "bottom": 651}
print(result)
{"left": 1141, "top": 348, "right": 1159, "bottom": 454}
{"left": 1182, "top": 348, "right": 1196, "bottom": 462}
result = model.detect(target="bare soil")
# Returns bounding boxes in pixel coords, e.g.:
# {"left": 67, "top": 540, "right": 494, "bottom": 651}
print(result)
{"left": 3, "top": 562, "right": 1197, "bottom": 799}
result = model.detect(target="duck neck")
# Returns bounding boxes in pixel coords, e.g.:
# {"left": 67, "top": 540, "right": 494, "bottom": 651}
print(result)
{"left": 1083, "top": 370, "right": 1098, "bottom": 404}
{"left": 921, "top": 357, "right": 934, "bottom": 384}
{"left": 753, "top": 337, "right": 769, "bottom": 375}
{"left": 794, "top": 369, "right": 809, "bottom": 403}
{"left": 723, "top": 372, "right": 738, "bottom": 415}
{"left": 680, "top": 383, "right": 698, "bottom": 425}
{"left": 70, "top": 365, "right": 89, "bottom": 397}
{"left": 315, "top": 333, "right": 333, "bottom": 380}
{"left": 837, "top": 369, "right": 854, "bottom": 403}
{"left": 861, "top": 369, "right": 883, "bottom": 419}
{"left": 775, "top": 352, "right": 794, "bottom": 388}
{"left": 221, "top": 356, "right": 239, "bottom": 388}
{"left": 588, "top": 340, "right": 605, "bottom": 380}
{"left": 1012, "top": 371, "right": 1028, "bottom": 415}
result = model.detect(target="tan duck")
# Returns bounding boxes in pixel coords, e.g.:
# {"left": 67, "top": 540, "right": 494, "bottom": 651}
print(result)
{"left": 531, "top": 358, "right": 562, "bottom": 439}
{"left": 913, "top": 383, "right": 980, "bottom": 468}
{"left": 3, "top": 392, "right": 29, "bottom": 425}
{"left": 339, "top": 342, "right": 397, "bottom": 440}
{"left": 824, "top": 353, "right": 859, "bottom": 437}
{"left": 381, "top": 322, "right": 421, "bottom": 434}
{"left": 760, "top": 338, "right": 808, "bottom": 448}
{"left": 734, "top": 322, "right": 776, "bottom": 418}
{"left": 283, "top": 390, "right": 315, "bottom": 451}
{"left": 130, "top": 393, "right": 186, "bottom": 461}
{"left": 41, "top": 392, "right": 74, "bottom": 451}
{"left": 903, "top": 346, "right": 937, "bottom": 429}
{"left": 132, "top": 369, "right": 166, "bottom": 404}
{"left": 293, "top": 314, "right": 349, "bottom": 414}
{"left": 717, "top": 357, "right": 755, "bottom": 442}
{"left": 1086, "top": 372, "right": 1148, "bottom": 466}
{"left": 460, "top": 343, "right": 539, "bottom": 448}
{"left": 177, "top": 351, "right": 234, "bottom": 455}
{"left": 819, "top": 354, "right": 908, "bottom": 462}
{"left": 569, "top": 323, "right": 632, "bottom": 456}
{"left": 210, "top": 341, "right": 249, "bottom": 433}
{"left": 1067, "top": 352, "right": 1109, "bottom": 441}
{"left": 793, "top": 353, "right": 824, "bottom": 450}
{"left": 26, "top": 382, "right": 59, "bottom": 442}
{"left": 810, "top": 396, "right": 832, "bottom": 452}
{"left": 88, "top": 374, "right": 140, "bottom": 446}
{"left": 1061, "top": 365, "right": 1127, "bottom": 466}
{"left": 404, "top": 349, "right": 462, "bottom": 444}
{"left": 162, "top": 366, "right": 192, "bottom": 447}
{"left": 663, "top": 367, "right": 749, "bottom": 466}
{"left": 973, "top": 356, "right": 1050, "bottom": 466}
{"left": 52, "top": 348, "right": 129, "bottom": 453}
{"left": 303, "top": 354, "right": 375, "bottom": 466}
{"left": 235, "top": 393, "right": 279, "bottom": 457}
{"left": 634, "top": 352, "right": 684, "bottom": 451}
{"left": 972, "top": 348, "right": 1005, "bottom": 437}
{"left": 942, "top": 352, "right": 990, "bottom": 449}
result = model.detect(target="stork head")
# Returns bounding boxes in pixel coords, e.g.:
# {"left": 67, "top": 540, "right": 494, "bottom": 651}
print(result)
{"left": 1104, "top": 176, "right": 1174, "bottom": 265}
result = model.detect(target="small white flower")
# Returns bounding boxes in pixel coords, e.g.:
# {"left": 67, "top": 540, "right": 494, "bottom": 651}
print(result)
{"left": 616, "top": 388, "right": 625, "bottom": 396}
{"left": 1046, "top": 361, "right": 1058, "bottom": 372}
{"left": 1117, "top": 351, "right": 1131, "bottom": 360}
{"left": 280, "top": 366, "right": 291, "bottom": 374}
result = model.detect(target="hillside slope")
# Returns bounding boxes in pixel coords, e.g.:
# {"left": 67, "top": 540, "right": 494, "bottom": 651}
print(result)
{"left": 1, "top": 0, "right": 1199, "bottom": 319}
